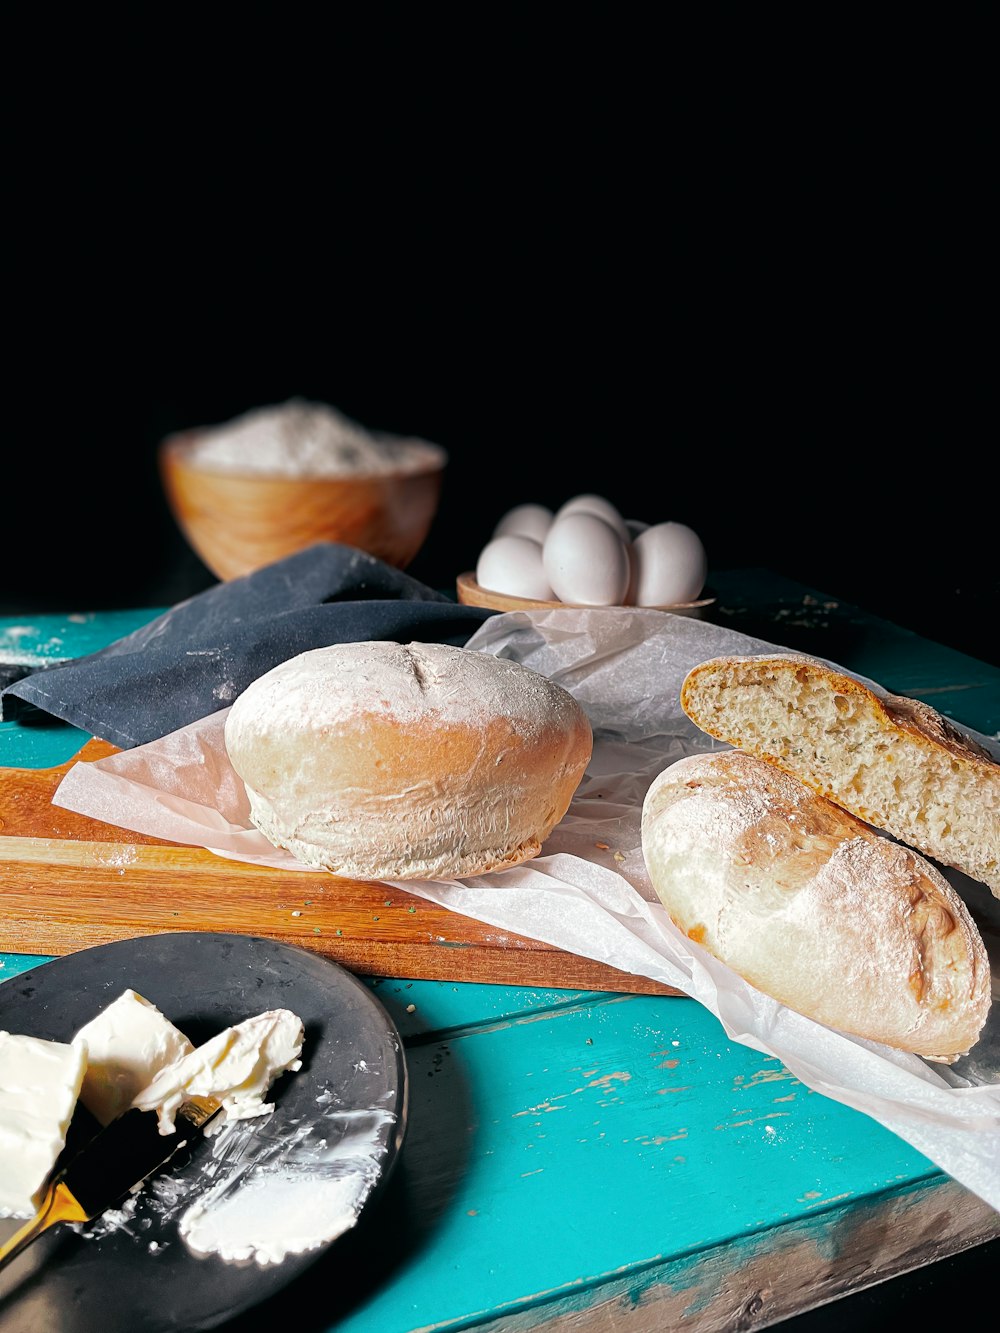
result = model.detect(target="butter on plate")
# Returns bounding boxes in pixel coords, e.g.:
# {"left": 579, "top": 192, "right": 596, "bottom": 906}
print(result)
{"left": 132, "top": 1009, "right": 304, "bottom": 1135}
{"left": 0, "top": 996, "right": 304, "bottom": 1225}
{"left": 74, "top": 988, "right": 194, "bottom": 1126}
{"left": 74, "top": 991, "right": 304, "bottom": 1136}
{"left": 0, "top": 1031, "right": 88, "bottom": 1219}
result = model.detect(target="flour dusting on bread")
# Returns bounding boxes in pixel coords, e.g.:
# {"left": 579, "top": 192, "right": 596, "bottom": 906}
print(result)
{"left": 641, "top": 750, "right": 991, "bottom": 1063}
{"left": 224, "top": 641, "right": 593, "bottom": 881}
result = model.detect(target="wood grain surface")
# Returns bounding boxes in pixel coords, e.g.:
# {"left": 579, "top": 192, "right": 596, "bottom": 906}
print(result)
{"left": 0, "top": 740, "right": 678, "bottom": 995}
{"left": 159, "top": 431, "right": 445, "bottom": 579}
{"left": 455, "top": 571, "right": 716, "bottom": 616}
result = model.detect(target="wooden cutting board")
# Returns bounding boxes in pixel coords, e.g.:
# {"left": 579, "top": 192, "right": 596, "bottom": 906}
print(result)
{"left": 0, "top": 741, "right": 678, "bottom": 996}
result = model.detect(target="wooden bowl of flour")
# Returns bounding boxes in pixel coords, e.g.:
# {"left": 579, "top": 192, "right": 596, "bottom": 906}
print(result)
{"left": 159, "top": 420, "right": 447, "bottom": 581}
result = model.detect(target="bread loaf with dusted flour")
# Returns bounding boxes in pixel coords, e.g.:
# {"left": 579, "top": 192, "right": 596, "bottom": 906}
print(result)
{"left": 641, "top": 750, "right": 990, "bottom": 1062}
{"left": 224, "top": 640, "right": 593, "bottom": 881}
{"left": 680, "top": 653, "right": 1000, "bottom": 896}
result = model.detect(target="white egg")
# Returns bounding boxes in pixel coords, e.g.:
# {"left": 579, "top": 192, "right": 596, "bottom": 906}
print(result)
{"left": 630, "top": 522, "right": 707, "bottom": 606}
{"left": 493, "top": 502, "right": 554, "bottom": 543}
{"left": 476, "top": 534, "right": 555, "bottom": 600}
{"left": 623, "top": 521, "right": 648, "bottom": 603}
{"left": 623, "top": 542, "right": 639, "bottom": 605}
{"left": 542, "top": 512, "right": 631, "bottom": 606}
{"left": 554, "top": 493, "right": 630, "bottom": 544}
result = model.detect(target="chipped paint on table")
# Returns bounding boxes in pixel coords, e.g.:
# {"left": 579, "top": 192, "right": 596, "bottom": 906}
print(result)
{"left": 1, "top": 575, "right": 998, "bottom": 1331}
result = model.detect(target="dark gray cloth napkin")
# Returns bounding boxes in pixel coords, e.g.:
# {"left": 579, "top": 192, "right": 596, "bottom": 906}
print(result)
{"left": 0, "top": 543, "right": 495, "bottom": 749}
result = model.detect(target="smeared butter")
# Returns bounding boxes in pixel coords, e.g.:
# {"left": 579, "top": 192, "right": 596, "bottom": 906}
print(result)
{"left": 0, "top": 1031, "right": 88, "bottom": 1219}
{"left": 131, "top": 1009, "right": 304, "bottom": 1136}
{"left": 73, "top": 988, "right": 195, "bottom": 1126}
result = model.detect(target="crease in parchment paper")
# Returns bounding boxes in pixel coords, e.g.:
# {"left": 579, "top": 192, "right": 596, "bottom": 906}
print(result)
{"left": 51, "top": 607, "right": 1000, "bottom": 1211}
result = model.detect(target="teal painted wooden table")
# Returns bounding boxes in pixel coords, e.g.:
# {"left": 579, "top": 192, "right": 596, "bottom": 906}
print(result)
{"left": 1, "top": 570, "right": 997, "bottom": 1331}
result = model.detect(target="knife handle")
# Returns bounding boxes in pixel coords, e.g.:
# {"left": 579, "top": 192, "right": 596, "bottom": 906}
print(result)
{"left": 0, "top": 1181, "right": 88, "bottom": 1271}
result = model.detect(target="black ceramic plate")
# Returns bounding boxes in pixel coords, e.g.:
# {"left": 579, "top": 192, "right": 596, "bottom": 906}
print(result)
{"left": 0, "top": 932, "right": 408, "bottom": 1332}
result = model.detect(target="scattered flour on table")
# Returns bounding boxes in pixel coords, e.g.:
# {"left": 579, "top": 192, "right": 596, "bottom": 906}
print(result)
{"left": 0, "top": 625, "right": 64, "bottom": 666}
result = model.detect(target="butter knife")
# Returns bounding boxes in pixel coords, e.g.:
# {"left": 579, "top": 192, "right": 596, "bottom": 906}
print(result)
{"left": 0, "top": 1094, "right": 222, "bottom": 1270}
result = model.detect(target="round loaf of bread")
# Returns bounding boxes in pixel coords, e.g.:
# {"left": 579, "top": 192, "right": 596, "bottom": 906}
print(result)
{"left": 641, "top": 749, "right": 990, "bottom": 1063}
{"left": 224, "top": 640, "right": 593, "bottom": 881}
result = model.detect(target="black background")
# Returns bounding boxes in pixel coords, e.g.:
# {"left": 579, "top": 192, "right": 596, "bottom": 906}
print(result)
{"left": 3, "top": 11, "right": 996, "bottom": 664}
{"left": 3, "top": 11, "right": 997, "bottom": 1325}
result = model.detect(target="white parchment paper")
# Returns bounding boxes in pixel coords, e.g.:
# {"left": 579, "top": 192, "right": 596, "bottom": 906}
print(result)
{"left": 52, "top": 608, "right": 1000, "bottom": 1210}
